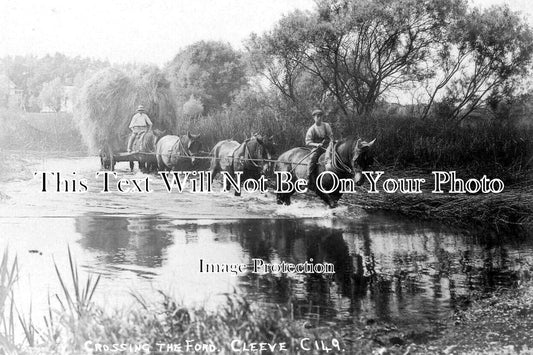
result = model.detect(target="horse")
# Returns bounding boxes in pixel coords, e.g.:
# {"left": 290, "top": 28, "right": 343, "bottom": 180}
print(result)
{"left": 209, "top": 133, "right": 274, "bottom": 196}
{"left": 155, "top": 132, "right": 203, "bottom": 170}
{"left": 275, "top": 137, "right": 375, "bottom": 207}
{"left": 131, "top": 129, "right": 166, "bottom": 172}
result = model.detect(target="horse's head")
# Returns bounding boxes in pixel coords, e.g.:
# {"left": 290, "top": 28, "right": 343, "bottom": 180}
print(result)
{"left": 251, "top": 133, "right": 275, "bottom": 175}
{"left": 186, "top": 132, "right": 203, "bottom": 165}
{"left": 350, "top": 138, "right": 376, "bottom": 185}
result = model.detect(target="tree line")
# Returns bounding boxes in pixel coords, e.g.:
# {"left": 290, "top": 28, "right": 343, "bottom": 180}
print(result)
{"left": 2, "top": 0, "right": 533, "bottom": 125}
{"left": 0, "top": 53, "right": 109, "bottom": 111}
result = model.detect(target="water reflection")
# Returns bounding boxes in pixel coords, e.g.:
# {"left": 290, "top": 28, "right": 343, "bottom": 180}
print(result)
{"left": 75, "top": 216, "right": 173, "bottom": 267}
{"left": 70, "top": 214, "right": 532, "bottom": 326}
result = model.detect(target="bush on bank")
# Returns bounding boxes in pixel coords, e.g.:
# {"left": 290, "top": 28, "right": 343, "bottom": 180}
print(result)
{"left": 178, "top": 105, "right": 532, "bottom": 182}
{"left": 1, "top": 97, "right": 531, "bottom": 183}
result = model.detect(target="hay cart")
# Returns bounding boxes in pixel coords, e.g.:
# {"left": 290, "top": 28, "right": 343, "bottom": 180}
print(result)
{"left": 99, "top": 143, "right": 136, "bottom": 171}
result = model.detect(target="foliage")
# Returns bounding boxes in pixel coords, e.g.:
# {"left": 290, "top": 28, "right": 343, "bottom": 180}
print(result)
{"left": 167, "top": 41, "right": 247, "bottom": 115}
{"left": 0, "top": 251, "right": 18, "bottom": 354}
{"left": 424, "top": 4, "right": 533, "bottom": 120}
{"left": 182, "top": 95, "right": 204, "bottom": 117}
{"left": 0, "top": 74, "right": 12, "bottom": 108}
{"left": 38, "top": 78, "right": 64, "bottom": 112}
{"left": 352, "top": 174, "right": 533, "bottom": 230}
{"left": 248, "top": 0, "right": 533, "bottom": 122}
{"left": 248, "top": 0, "right": 469, "bottom": 117}
{"left": 0, "top": 54, "right": 109, "bottom": 112}
{"left": 350, "top": 112, "right": 532, "bottom": 180}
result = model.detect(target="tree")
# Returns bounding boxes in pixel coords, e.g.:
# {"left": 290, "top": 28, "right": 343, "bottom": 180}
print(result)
{"left": 167, "top": 41, "right": 248, "bottom": 114}
{"left": 182, "top": 95, "right": 204, "bottom": 117}
{"left": 248, "top": 0, "right": 467, "bottom": 117}
{"left": 440, "top": 5, "right": 533, "bottom": 120}
{"left": 0, "top": 54, "right": 109, "bottom": 112}
{"left": 0, "top": 73, "right": 11, "bottom": 108}
{"left": 39, "top": 78, "right": 63, "bottom": 112}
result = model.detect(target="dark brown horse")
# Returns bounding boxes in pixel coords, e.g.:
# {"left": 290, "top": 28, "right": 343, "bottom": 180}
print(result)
{"left": 275, "top": 137, "right": 375, "bottom": 207}
{"left": 209, "top": 133, "right": 274, "bottom": 196}
{"left": 131, "top": 129, "right": 166, "bottom": 172}
{"left": 155, "top": 132, "right": 203, "bottom": 170}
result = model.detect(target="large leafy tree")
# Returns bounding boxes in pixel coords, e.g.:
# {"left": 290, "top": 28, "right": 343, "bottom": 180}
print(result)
{"left": 430, "top": 5, "right": 533, "bottom": 120}
{"left": 167, "top": 41, "right": 248, "bottom": 115}
{"left": 248, "top": 0, "right": 467, "bottom": 117}
{"left": 248, "top": 0, "right": 533, "bottom": 121}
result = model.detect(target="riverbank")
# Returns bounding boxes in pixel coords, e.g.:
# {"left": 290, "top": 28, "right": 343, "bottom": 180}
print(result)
{"left": 7, "top": 267, "right": 533, "bottom": 354}
{"left": 340, "top": 282, "right": 533, "bottom": 354}
{"left": 346, "top": 169, "right": 533, "bottom": 232}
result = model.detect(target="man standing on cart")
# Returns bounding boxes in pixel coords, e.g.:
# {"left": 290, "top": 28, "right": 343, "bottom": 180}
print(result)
{"left": 127, "top": 105, "right": 152, "bottom": 153}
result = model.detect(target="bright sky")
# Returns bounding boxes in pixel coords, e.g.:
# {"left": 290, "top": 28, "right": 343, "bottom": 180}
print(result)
{"left": 1, "top": 0, "right": 532, "bottom": 66}
{"left": 0, "top": 0, "right": 315, "bottom": 65}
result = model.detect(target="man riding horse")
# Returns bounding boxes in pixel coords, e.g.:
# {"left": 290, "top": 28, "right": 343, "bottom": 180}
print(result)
{"left": 305, "top": 109, "right": 333, "bottom": 191}
{"left": 127, "top": 105, "right": 152, "bottom": 153}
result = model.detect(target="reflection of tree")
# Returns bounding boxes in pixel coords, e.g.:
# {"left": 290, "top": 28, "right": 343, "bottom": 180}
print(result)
{"left": 74, "top": 215, "right": 174, "bottom": 267}
{"left": 74, "top": 214, "right": 532, "bottom": 326}
{"left": 226, "top": 219, "right": 355, "bottom": 322}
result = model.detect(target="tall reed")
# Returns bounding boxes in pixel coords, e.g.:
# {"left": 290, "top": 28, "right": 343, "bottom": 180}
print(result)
{"left": 0, "top": 250, "right": 18, "bottom": 354}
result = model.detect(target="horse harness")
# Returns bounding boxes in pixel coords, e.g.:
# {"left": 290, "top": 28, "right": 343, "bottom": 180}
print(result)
{"left": 327, "top": 141, "right": 353, "bottom": 174}
{"left": 167, "top": 136, "right": 192, "bottom": 160}
{"left": 289, "top": 142, "right": 353, "bottom": 175}
{"left": 231, "top": 138, "right": 264, "bottom": 169}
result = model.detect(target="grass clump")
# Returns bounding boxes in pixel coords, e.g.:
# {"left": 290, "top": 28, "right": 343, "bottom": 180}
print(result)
{"left": 0, "top": 250, "right": 18, "bottom": 355}
{"left": 7, "top": 250, "right": 344, "bottom": 354}
{"left": 349, "top": 171, "right": 533, "bottom": 230}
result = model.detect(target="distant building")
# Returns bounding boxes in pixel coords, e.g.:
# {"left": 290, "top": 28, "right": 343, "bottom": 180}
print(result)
{"left": 0, "top": 72, "right": 23, "bottom": 109}
{"left": 40, "top": 85, "right": 75, "bottom": 113}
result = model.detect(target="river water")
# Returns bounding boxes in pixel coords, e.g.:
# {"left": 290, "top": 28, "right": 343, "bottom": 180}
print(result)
{"left": 0, "top": 153, "right": 531, "bottom": 333}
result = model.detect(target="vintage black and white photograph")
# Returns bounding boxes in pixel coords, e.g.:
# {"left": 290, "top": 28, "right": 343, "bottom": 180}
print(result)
{"left": 1, "top": 0, "right": 532, "bottom": 354}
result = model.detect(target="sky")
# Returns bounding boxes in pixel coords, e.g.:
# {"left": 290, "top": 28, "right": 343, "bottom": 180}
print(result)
{"left": 0, "top": 0, "right": 315, "bottom": 65}
{"left": 1, "top": 0, "right": 533, "bottom": 66}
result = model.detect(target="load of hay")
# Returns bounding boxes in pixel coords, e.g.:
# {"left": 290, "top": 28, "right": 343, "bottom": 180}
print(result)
{"left": 77, "top": 66, "right": 177, "bottom": 153}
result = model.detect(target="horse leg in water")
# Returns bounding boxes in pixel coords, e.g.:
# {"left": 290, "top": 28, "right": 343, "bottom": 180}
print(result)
{"left": 209, "top": 164, "right": 220, "bottom": 180}
{"left": 209, "top": 154, "right": 220, "bottom": 179}
{"left": 276, "top": 173, "right": 296, "bottom": 205}
{"left": 315, "top": 188, "right": 337, "bottom": 208}
{"left": 276, "top": 192, "right": 292, "bottom": 205}
{"left": 234, "top": 179, "right": 243, "bottom": 197}
{"left": 233, "top": 171, "right": 241, "bottom": 197}
{"left": 156, "top": 154, "right": 165, "bottom": 171}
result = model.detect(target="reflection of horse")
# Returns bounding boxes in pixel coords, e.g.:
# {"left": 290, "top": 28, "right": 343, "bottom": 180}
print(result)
{"left": 155, "top": 133, "right": 203, "bottom": 170}
{"left": 209, "top": 133, "right": 274, "bottom": 196}
{"left": 275, "top": 137, "right": 375, "bottom": 207}
{"left": 131, "top": 129, "right": 166, "bottom": 172}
